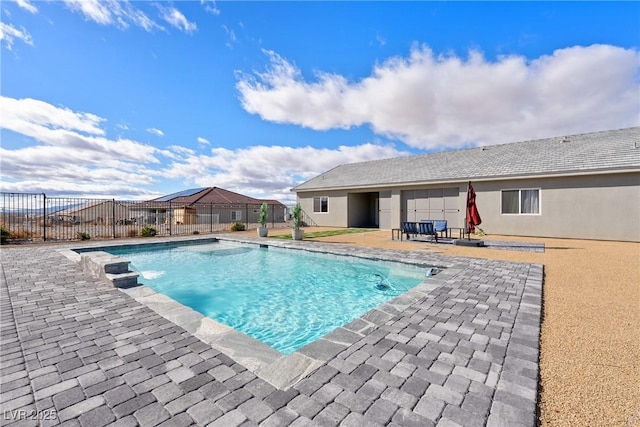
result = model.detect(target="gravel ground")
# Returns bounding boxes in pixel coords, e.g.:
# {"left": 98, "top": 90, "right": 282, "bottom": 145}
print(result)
{"left": 254, "top": 227, "right": 640, "bottom": 427}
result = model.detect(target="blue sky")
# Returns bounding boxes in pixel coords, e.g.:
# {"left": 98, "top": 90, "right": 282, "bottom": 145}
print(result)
{"left": 1, "top": 1, "right": 638, "bottom": 203}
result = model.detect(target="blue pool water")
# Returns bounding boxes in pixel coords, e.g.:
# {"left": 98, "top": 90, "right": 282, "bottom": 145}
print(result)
{"left": 108, "top": 241, "right": 430, "bottom": 354}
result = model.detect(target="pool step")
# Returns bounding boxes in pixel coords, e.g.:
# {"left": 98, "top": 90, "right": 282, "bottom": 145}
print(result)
{"left": 80, "top": 251, "right": 139, "bottom": 288}
{"left": 104, "top": 271, "right": 140, "bottom": 288}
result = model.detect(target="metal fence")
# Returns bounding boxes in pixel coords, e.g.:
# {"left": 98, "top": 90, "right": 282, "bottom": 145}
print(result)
{"left": 0, "top": 192, "right": 312, "bottom": 244}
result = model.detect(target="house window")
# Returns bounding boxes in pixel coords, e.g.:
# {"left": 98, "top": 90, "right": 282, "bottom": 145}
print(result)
{"left": 313, "top": 196, "right": 329, "bottom": 213}
{"left": 501, "top": 189, "right": 540, "bottom": 214}
{"left": 231, "top": 210, "right": 242, "bottom": 221}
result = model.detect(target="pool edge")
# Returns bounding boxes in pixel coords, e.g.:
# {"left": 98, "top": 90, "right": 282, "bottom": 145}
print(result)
{"left": 62, "top": 236, "right": 463, "bottom": 389}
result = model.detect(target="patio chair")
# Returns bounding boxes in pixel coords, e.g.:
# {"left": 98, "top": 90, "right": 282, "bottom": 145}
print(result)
{"left": 418, "top": 221, "right": 438, "bottom": 242}
{"left": 433, "top": 220, "right": 447, "bottom": 238}
{"left": 401, "top": 222, "right": 419, "bottom": 240}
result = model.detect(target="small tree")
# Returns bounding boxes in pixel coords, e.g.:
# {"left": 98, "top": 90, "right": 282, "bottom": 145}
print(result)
{"left": 291, "top": 203, "right": 302, "bottom": 230}
{"left": 259, "top": 202, "right": 268, "bottom": 228}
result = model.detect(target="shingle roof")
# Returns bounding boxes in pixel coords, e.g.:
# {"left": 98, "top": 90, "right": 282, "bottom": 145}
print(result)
{"left": 152, "top": 187, "right": 285, "bottom": 206}
{"left": 293, "top": 127, "right": 640, "bottom": 191}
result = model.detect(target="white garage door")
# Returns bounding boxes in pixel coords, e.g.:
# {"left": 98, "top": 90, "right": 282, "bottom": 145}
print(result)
{"left": 402, "top": 188, "right": 460, "bottom": 223}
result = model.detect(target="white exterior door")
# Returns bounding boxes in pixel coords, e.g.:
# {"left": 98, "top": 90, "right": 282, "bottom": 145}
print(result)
{"left": 443, "top": 187, "right": 461, "bottom": 224}
{"left": 402, "top": 191, "right": 416, "bottom": 222}
{"left": 428, "top": 188, "right": 444, "bottom": 219}
{"left": 379, "top": 191, "right": 391, "bottom": 229}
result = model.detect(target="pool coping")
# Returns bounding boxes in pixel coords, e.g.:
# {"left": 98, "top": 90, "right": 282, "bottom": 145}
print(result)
{"left": 60, "top": 235, "right": 466, "bottom": 389}
{"left": 2, "top": 233, "right": 544, "bottom": 426}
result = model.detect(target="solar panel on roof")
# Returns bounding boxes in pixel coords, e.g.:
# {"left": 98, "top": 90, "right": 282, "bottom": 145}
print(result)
{"left": 155, "top": 187, "right": 208, "bottom": 202}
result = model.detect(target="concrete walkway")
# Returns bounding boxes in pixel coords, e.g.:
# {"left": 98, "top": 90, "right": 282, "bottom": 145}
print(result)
{"left": 0, "top": 236, "right": 542, "bottom": 427}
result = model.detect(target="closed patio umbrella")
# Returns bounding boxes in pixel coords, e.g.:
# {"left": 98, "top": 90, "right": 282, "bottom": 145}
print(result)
{"left": 466, "top": 181, "right": 482, "bottom": 238}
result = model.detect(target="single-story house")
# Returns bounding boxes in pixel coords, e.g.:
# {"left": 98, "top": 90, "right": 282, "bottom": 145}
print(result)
{"left": 130, "top": 187, "right": 287, "bottom": 226}
{"left": 292, "top": 127, "right": 640, "bottom": 242}
{"left": 50, "top": 200, "right": 131, "bottom": 225}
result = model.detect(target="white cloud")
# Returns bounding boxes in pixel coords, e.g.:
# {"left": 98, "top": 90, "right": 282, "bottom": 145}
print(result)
{"left": 0, "top": 146, "right": 157, "bottom": 183}
{"left": 159, "top": 6, "right": 197, "bottom": 33}
{"left": 62, "top": 0, "right": 163, "bottom": 32}
{"left": 0, "top": 96, "right": 163, "bottom": 198}
{"left": 146, "top": 128, "right": 164, "bottom": 137}
{"left": 64, "top": 0, "right": 115, "bottom": 26}
{"left": 222, "top": 24, "right": 236, "bottom": 44}
{"left": 0, "top": 21, "right": 33, "bottom": 50}
{"left": 237, "top": 44, "right": 640, "bottom": 149}
{"left": 168, "top": 145, "right": 194, "bottom": 156}
{"left": 201, "top": 0, "right": 220, "bottom": 16}
{"left": 0, "top": 178, "right": 158, "bottom": 199}
{"left": 0, "top": 96, "right": 106, "bottom": 136}
{"left": 127, "top": 8, "right": 164, "bottom": 32}
{"left": 162, "top": 143, "right": 408, "bottom": 203}
{"left": 197, "top": 137, "right": 210, "bottom": 145}
{"left": 14, "top": 0, "right": 38, "bottom": 14}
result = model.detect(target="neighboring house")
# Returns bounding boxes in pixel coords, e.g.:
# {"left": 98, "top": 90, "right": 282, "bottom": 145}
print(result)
{"left": 130, "top": 187, "right": 287, "bottom": 226}
{"left": 293, "top": 127, "right": 640, "bottom": 242}
{"left": 50, "top": 200, "right": 131, "bottom": 224}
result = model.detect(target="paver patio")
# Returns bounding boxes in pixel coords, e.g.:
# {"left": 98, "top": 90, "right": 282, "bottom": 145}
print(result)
{"left": 0, "top": 235, "right": 542, "bottom": 426}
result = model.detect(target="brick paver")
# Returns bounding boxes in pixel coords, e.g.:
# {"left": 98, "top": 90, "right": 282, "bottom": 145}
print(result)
{"left": 0, "top": 236, "right": 542, "bottom": 426}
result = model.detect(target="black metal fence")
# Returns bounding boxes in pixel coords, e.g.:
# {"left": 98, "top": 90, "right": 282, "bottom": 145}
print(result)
{"left": 0, "top": 192, "right": 300, "bottom": 243}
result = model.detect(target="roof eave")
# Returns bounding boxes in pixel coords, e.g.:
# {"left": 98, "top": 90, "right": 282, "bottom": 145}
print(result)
{"left": 292, "top": 167, "right": 640, "bottom": 193}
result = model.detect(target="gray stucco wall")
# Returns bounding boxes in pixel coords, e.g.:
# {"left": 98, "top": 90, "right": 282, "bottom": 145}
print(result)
{"left": 298, "top": 191, "right": 349, "bottom": 227}
{"left": 475, "top": 172, "right": 640, "bottom": 242}
{"left": 296, "top": 171, "right": 640, "bottom": 242}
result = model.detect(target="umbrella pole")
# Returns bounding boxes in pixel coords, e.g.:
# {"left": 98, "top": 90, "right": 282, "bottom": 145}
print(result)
{"left": 466, "top": 181, "right": 471, "bottom": 240}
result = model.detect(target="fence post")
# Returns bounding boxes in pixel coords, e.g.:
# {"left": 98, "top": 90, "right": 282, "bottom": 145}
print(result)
{"left": 245, "top": 204, "right": 249, "bottom": 229}
{"left": 271, "top": 204, "right": 275, "bottom": 227}
{"left": 169, "top": 201, "right": 172, "bottom": 236}
{"left": 210, "top": 203, "right": 213, "bottom": 233}
{"left": 42, "top": 193, "right": 46, "bottom": 242}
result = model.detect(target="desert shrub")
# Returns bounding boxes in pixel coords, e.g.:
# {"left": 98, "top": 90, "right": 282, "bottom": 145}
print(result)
{"left": 8, "top": 229, "right": 33, "bottom": 240}
{"left": 474, "top": 227, "right": 486, "bottom": 236}
{"left": 230, "top": 222, "right": 245, "bottom": 231}
{"left": 140, "top": 226, "right": 157, "bottom": 237}
{"left": 1, "top": 225, "right": 11, "bottom": 244}
{"left": 126, "top": 229, "right": 138, "bottom": 238}
{"left": 76, "top": 232, "right": 91, "bottom": 240}
{"left": 192, "top": 230, "right": 200, "bottom": 235}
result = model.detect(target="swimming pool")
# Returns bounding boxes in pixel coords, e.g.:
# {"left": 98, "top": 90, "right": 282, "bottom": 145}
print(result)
{"left": 107, "top": 240, "right": 434, "bottom": 354}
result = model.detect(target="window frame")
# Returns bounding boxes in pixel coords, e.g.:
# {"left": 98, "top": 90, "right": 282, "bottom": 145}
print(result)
{"left": 313, "top": 196, "right": 329, "bottom": 214}
{"left": 500, "top": 188, "right": 541, "bottom": 215}
{"left": 231, "top": 210, "right": 242, "bottom": 221}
